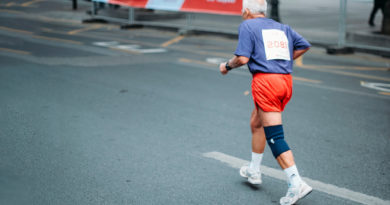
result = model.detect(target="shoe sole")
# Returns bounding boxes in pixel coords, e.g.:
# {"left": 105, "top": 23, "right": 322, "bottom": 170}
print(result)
{"left": 248, "top": 178, "right": 262, "bottom": 185}
{"left": 239, "top": 167, "right": 262, "bottom": 185}
{"left": 292, "top": 186, "right": 312, "bottom": 205}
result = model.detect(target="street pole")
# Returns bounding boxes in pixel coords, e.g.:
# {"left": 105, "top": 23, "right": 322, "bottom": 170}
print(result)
{"left": 338, "top": 0, "right": 347, "bottom": 47}
{"left": 327, "top": 0, "right": 353, "bottom": 54}
{"left": 178, "top": 13, "right": 194, "bottom": 35}
{"left": 128, "top": 7, "right": 135, "bottom": 25}
{"left": 92, "top": 1, "right": 97, "bottom": 16}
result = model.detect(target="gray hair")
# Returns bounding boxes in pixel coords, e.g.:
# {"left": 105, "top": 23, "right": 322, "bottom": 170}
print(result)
{"left": 243, "top": 0, "right": 267, "bottom": 14}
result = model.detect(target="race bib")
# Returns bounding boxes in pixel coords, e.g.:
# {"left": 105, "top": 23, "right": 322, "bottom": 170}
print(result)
{"left": 262, "top": 29, "right": 290, "bottom": 61}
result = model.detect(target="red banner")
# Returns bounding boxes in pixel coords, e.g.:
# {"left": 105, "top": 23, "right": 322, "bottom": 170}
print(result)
{"left": 108, "top": 0, "right": 148, "bottom": 8}
{"left": 102, "top": 0, "right": 242, "bottom": 15}
{"left": 181, "top": 0, "right": 242, "bottom": 15}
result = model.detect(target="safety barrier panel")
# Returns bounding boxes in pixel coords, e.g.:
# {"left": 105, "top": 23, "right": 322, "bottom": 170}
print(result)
{"left": 87, "top": 0, "right": 390, "bottom": 55}
{"left": 88, "top": 0, "right": 242, "bottom": 35}
{"left": 93, "top": 0, "right": 242, "bottom": 15}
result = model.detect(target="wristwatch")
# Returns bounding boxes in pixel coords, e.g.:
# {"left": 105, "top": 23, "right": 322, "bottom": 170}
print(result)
{"left": 225, "top": 62, "right": 233, "bottom": 71}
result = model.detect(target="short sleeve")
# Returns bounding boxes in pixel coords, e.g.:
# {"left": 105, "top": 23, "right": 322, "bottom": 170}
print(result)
{"left": 289, "top": 27, "right": 311, "bottom": 50}
{"left": 234, "top": 22, "right": 254, "bottom": 58}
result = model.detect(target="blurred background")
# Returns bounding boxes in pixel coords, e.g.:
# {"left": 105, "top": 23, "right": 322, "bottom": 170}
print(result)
{"left": 0, "top": 0, "right": 389, "bottom": 204}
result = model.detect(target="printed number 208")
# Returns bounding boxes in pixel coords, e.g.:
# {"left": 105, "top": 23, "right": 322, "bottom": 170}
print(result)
{"left": 267, "top": 41, "right": 288, "bottom": 49}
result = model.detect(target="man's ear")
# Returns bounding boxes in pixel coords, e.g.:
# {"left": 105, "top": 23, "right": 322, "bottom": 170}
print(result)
{"left": 242, "top": 8, "right": 251, "bottom": 19}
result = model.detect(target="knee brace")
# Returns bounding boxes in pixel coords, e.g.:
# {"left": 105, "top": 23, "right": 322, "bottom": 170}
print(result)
{"left": 264, "top": 125, "right": 290, "bottom": 158}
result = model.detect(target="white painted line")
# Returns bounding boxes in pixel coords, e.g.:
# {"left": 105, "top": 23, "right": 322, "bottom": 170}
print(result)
{"left": 114, "top": 44, "right": 140, "bottom": 50}
{"left": 93, "top": 41, "right": 166, "bottom": 54}
{"left": 93, "top": 41, "right": 119, "bottom": 47}
{"left": 361, "top": 81, "right": 390, "bottom": 92}
{"left": 206, "top": 57, "right": 227, "bottom": 65}
{"left": 113, "top": 45, "right": 166, "bottom": 54}
{"left": 203, "top": 151, "right": 390, "bottom": 205}
{"left": 138, "top": 48, "right": 167, "bottom": 54}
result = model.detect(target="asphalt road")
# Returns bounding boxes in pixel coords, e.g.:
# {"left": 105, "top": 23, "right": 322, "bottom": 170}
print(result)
{"left": 0, "top": 1, "right": 389, "bottom": 205}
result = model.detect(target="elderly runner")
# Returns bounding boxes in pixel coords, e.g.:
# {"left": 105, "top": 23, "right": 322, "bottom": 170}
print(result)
{"left": 219, "top": 0, "right": 311, "bottom": 204}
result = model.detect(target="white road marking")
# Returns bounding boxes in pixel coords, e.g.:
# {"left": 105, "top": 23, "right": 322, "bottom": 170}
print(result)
{"left": 114, "top": 44, "right": 141, "bottom": 50}
{"left": 136, "top": 48, "right": 167, "bottom": 54}
{"left": 93, "top": 41, "right": 119, "bottom": 47}
{"left": 203, "top": 151, "right": 390, "bottom": 205}
{"left": 361, "top": 81, "right": 390, "bottom": 92}
{"left": 206, "top": 57, "right": 227, "bottom": 65}
{"left": 93, "top": 41, "right": 167, "bottom": 54}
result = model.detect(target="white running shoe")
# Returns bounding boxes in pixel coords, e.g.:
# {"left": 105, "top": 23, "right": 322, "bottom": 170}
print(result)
{"left": 280, "top": 181, "right": 312, "bottom": 205}
{"left": 239, "top": 165, "right": 262, "bottom": 185}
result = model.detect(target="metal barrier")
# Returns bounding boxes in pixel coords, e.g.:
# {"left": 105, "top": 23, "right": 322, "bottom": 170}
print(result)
{"left": 86, "top": 0, "right": 390, "bottom": 55}
{"left": 88, "top": 2, "right": 242, "bottom": 35}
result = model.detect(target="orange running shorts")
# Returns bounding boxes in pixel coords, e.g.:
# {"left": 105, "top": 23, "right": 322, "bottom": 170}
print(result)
{"left": 251, "top": 73, "right": 293, "bottom": 112}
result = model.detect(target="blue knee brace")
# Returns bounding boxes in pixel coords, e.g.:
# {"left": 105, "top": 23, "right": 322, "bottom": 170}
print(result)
{"left": 264, "top": 125, "right": 290, "bottom": 158}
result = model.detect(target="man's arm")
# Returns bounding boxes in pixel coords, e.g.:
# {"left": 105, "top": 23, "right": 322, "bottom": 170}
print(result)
{"left": 293, "top": 47, "right": 310, "bottom": 60}
{"left": 219, "top": 56, "right": 249, "bottom": 75}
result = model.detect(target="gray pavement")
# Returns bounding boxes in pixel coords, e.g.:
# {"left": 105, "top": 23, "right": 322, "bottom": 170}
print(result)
{"left": 85, "top": 0, "right": 390, "bottom": 54}
{"left": 0, "top": 0, "right": 390, "bottom": 205}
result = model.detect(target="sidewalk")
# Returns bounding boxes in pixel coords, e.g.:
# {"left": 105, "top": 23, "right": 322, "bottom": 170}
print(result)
{"left": 52, "top": 0, "right": 390, "bottom": 56}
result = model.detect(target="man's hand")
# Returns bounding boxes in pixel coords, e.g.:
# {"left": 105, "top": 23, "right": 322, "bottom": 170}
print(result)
{"left": 293, "top": 47, "right": 310, "bottom": 60}
{"left": 219, "top": 62, "right": 228, "bottom": 75}
{"left": 219, "top": 56, "right": 248, "bottom": 75}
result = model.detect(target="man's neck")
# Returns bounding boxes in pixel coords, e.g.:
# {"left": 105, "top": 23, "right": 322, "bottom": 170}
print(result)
{"left": 249, "top": 14, "right": 266, "bottom": 19}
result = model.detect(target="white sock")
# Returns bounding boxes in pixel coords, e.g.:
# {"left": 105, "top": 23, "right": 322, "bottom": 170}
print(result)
{"left": 284, "top": 165, "right": 303, "bottom": 188}
{"left": 249, "top": 152, "right": 263, "bottom": 172}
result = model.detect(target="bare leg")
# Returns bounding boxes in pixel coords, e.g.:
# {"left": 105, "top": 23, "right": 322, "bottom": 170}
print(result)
{"left": 250, "top": 107, "right": 266, "bottom": 154}
{"left": 240, "top": 107, "right": 267, "bottom": 185}
{"left": 276, "top": 150, "right": 295, "bottom": 169}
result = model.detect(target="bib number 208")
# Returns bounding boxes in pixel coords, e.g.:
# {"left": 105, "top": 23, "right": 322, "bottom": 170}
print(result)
{"left": 262, "top": 29, "right": 290, "bottom": 61}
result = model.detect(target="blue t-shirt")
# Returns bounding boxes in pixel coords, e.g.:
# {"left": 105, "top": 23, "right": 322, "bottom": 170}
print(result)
{"left": 234, "top": 18, "right": 311, "bottom": 74}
